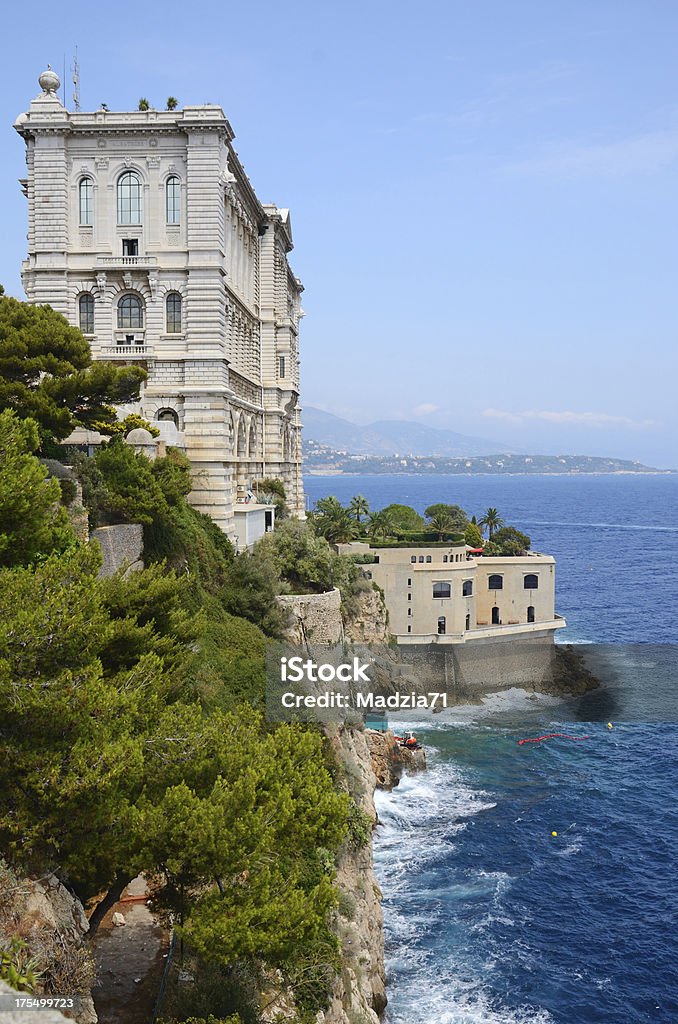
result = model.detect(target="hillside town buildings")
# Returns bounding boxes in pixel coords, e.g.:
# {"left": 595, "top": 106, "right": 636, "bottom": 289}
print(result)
{"left": 14, "top": 67, "right": 304, "bottom": 546}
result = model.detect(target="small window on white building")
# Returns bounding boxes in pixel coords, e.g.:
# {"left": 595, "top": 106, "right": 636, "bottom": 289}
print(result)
{"left": 410, "top": 556, "right": 416, "bottom": 563}
{"left": 437, "top": 616, "right": 446, "bottom": 635}
{"left": 524, "top": 574, "right": 539, "bottom": 590}
{"left": 166, "top": 292, "right": 182, "bottom": 333}
{"left": 432, "top": 583, "right": 451, "bottom": 599}
{"left": 425, "top": 555, "right": 432, "bottom": 563}
{"left": 488, "top": 574, "right": 503, "bottom": 590}
{"left": 462, "top": 580, "right": 473, "bottom": 597}
{"left": 408, "top": 607, "right": 412, "bottom": 616}
{"left": 79, "top": 177, "right": 93, "bottom": 226}
{"left": 527, "top": 605, "right": 536, "bottom": 623}
{"left": 78, "top": 293, "right": 94, "bottom": 333}
{"left": 278, "top": 355, "right": 286, "bottom": 378}
{"left": 166, "top": 175, "right": 181, "bottom": 224}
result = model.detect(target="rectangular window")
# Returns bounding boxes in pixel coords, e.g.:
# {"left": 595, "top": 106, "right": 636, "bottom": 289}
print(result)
{"left": 408, "top": 593, "right": 412, "bottom": 601}
{"left": 407, "top": 578, "right": 412, "bottom": 586}
{"left": 278, "top": 355, "right": 286, "bottom": 378}
{"left": 79, "top": 179, "right": 93, "bottom": 225}
{"left": 122, "top": 239, "right": 139, "bottom": 256}
{"left": 408, "top": 608, "right": 412, "bottom": 616}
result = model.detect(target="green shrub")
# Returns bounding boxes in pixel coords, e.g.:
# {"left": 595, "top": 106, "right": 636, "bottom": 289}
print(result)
{"left": 345, "top": 801, "right": 373, "bottom": 849}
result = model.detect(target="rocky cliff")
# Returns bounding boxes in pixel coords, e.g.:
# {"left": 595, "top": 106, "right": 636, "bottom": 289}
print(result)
{"left": 0, "top": 866, "right": 97, "bottom": 1024}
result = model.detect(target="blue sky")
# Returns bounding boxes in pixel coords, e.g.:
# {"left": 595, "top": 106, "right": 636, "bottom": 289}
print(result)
{"left": 2, "top": 0, "right": 677, "bottom": 467}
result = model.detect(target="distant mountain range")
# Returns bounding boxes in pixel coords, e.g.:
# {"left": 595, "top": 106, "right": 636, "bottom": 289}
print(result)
{"left": 302, "top": 407, "right": 520, "bottom": 457}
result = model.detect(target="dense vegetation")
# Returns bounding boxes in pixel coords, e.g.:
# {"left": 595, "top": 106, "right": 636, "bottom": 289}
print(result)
{"left": 309, "top": 494, "right": 531, "bottom": 555}
{"left": 0, "top": 297, "right": 362, "bottom": 1024}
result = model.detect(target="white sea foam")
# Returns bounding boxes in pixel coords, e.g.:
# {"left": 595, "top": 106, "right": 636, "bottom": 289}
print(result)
{"left": 376, "top": 750, "right": 554, "bottom": 1024}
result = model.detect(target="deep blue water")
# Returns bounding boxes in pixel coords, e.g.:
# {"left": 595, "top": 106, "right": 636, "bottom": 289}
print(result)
{"left": 304, "top": 474, "right": 678, "bottom": 1023}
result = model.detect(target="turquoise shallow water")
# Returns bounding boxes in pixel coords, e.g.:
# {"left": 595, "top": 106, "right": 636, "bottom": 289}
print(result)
{"left": 304, "top": 474, "right": 678, "bottom": 1023}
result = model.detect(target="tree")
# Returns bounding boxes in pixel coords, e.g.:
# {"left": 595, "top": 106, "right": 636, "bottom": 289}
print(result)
{"left": 479, "top": 507, "right": 504, "bottom": 540}
{"left": 134, "top": 715, "right": 348, "bottom": 968}
{"left": 0, "top": 294, "right": 145, "bottom": 442}
{"left": 427, "top": 509, "right": 456, "bottom": 541}
{"left": 348, "top": 495, "right": 369, "bottom": 525}
{"left": 424, "top": 503, "right": 468, "bottom": 533}
{"left": 486, "top": 526, "right": 531, "bottom": 556}
{"left": 464, "top": 521, "right": 483, "bottom": 548}
{"left": 366, "top": 508, "right": 395, "bottom": 541}
{"left": 380, "top": 504, "right": 424, "bottom": 534}
{"left": 138, "top": 97, "right": 150, "bottom": 111}
{"left": 0, "top": 410, "right": 74, "bottom": 568}
{"left": 309, "top": 497, "right": 356, "bottom": 545}
{"left": 166, "top": 96, "right": 179, "bottom": 110}
{"left": 254, "top": 477, "right": 288, "bottom": 521}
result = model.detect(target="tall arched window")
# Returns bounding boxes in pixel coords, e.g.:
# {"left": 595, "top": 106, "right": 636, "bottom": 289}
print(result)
{"left": 166, "top": 175, "right": 180, "bottom": 223}
{"left": 79, "top": 177, "right": 93, "bottom": 225}
{"left": 117, "top": 171, "right": 142, "bottom": 225}
{"left": 488, "top": 574, "right": 503, "bottom": 590}
{"left": 524, "top": 574, "right": 539, "bottom": 590}
{"left": 432, "top": 583, "right": 451, "bottom": 599}
{"left": 117, "top": 294, "right": 144, "bottom": 329}
{"left": 79, "top": 293, "right": 94, "bottom": 333}
{"left": 462, "top": 580, "right": 473, "bottom": 597}
{"left": 527, "top": 606, "right": 536, "bottom": 623}
{"left": 166, "top": 292, "right": 182, "bottom": 333}
{"left": 437, "top": 616, "right": 446, "bottom": 635}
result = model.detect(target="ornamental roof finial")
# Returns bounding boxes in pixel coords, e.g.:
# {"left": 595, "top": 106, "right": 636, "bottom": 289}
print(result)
{"left": 38, "top": 65, "right": 60, "bottom": 96}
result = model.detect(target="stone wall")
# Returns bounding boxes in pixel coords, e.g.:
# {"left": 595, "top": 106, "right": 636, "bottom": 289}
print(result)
{"left": 278, "top": 588, "right": 343, "bottom": 645}
{"left": 90, "top": 524, "right": 144, "bottom": 578}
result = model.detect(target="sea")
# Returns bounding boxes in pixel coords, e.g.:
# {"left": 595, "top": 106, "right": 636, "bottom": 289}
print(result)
{"left": 304, "top": 474, "right": 678, "bottom": 1024}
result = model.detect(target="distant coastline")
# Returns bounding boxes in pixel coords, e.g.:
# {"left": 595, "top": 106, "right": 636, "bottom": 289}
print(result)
{"left": 304, "top": 447, "right": 675, "bottom": 476}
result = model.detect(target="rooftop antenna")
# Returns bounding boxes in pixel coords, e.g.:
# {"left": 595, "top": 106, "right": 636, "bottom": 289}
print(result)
{"left": 72, "top": 48, "right": 80, "bottom": 111}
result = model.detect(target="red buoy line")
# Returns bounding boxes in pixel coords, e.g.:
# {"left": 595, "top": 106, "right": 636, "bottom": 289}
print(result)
{"left": 518, "top": 732, "right": 590, "bottom": 746}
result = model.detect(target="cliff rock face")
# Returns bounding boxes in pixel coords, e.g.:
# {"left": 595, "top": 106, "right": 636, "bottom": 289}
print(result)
{"left": 365, "top": 729, "right": 426, "bottom": 789}
{"left": 322, "top": 727, "right": 385, "bottom": 1024}
{"left": 0, "top": 872, "right": 97, "bottom": 1024}
{"left": 343, "top": 585, "right": 389, "bottom": 644}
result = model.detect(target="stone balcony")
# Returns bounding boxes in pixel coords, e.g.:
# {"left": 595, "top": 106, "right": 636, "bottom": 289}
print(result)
{"left": 96, "top": 255, "right": 158, "bottom": 268}
{"left": 100, "top": 344, "right": 152, "bottom": 359}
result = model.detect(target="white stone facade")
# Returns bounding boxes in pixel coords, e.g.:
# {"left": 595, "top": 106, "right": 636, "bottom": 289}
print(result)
{"left": 14, "top": 71, "right": 304, "bottom": 536}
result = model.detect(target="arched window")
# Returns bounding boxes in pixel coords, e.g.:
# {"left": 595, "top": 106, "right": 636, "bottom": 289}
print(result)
{"left": 462, "top": 580, "right": 473, "bottom": 597}
{"left": 437, "top": 616, "right": 446, "bottom": 635}
{"left": 524, "top": 574, "right": 539, "bottom": 590}
{"left": 432, "top": 582, "right": 451, "bottom": 599}
{"left": 418, "top": 556, "right": 424, "bottom": 563}
{"left": 527, "top": 606, "right": 535, "bottom": 623}
{"left": 79, "top": 293, "right": 94, "bottom": 333}
{"left": 492, "top": 606, "right": 500, "bottom": 624}
{"left": 79, "top": 177, "right": 93, "bottom": 225}
{"left": 443, "top": 555, "right": 448, "bottom": 563}
{"left": 488, "top": 574, "right": 503, "bottom": 590}
{"left": 410, "top": 555, "right": 417, "bottom": 563}
{"left": 426, "top": 555, "right": 432, "bottom": 563}
{"left": 117, "top": 171, "right": 142, "bottom": 225}
{"left": 166, "top": 292, "right": 182, "bottom": 333}
{"left": 157, "top": 408, "right": 179, "bottom": 426}
{"left": 465, "top": 613, "right": 471, "bottom": 630}
{"left": 166, "top": 175, "right": 181, "bottom": 224}
{"left": 117, "top": 293, "right": 144, "bottom": 329}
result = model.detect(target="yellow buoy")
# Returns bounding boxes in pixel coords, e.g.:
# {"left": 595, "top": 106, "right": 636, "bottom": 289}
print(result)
{"left": 551, "top": 831, "right": 558, "bottom": 837}
{"left": 607, "top": 723, "right": 613, "bottom": 729}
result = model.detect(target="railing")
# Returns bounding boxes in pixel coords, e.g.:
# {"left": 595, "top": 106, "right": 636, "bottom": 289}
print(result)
{"left": 96, "top": 255, "right": 158, "bottom": 267}
{"left": 100, "top": 344, "right": 151, "bottom": 358}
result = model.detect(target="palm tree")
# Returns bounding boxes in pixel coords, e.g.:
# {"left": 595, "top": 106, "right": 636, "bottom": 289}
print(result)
{"left": 367, "top": 509, "right": 395, "bottom": 541}
{"left": 479, "top": 507, "right": 504, "bottom": 540}
{"left": 349, "top": 494, "right": 370, "bottom": 525}
{"left": 428, "top": 510, "right": 455, "bottom": 541}
{"left": 310, "top": 497, "right": 356, "bottom": 545}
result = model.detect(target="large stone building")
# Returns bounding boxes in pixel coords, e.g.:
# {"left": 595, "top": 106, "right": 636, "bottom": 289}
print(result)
{"left": 338, "top": 541, "right": 566, "bottom": 646}
{"left": 14, "top": 68, "right": 304, "bottom": 543}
